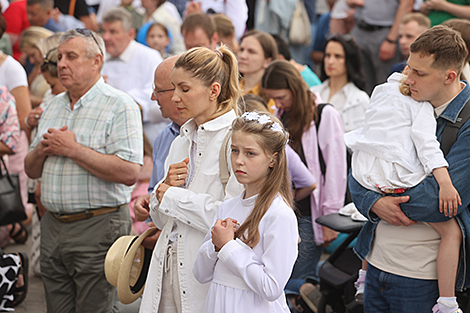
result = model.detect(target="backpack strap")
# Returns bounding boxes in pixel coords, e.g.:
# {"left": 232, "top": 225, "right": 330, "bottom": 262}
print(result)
{"left": 315, "top": 103, "right": 329, "bottom": 179}
{"left": 441, "top": 98, "right": 470, "bottom": 157}
{"left": 219, "top": 129, "right": 232, "bottom": 190}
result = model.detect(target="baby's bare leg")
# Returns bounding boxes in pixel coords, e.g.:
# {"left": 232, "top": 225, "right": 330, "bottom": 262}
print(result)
{"left": 430, "top": 219, "right": 462, "bottom": 297}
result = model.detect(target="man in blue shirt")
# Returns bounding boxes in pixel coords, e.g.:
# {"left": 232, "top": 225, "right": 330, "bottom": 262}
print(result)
{"left": 147, "top": 55, "right": 188, "bottom": 191}
{"left": 350, "top": 25, "right": 470, "bottom": 312}
{"left": 27, "top": 0, "right": 64, "bottom": 32}
{"left": 134, "top": 55, "right": 188, "bottom": 248}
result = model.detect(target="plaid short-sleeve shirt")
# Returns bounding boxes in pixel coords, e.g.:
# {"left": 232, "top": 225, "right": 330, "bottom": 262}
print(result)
{"left": 30, "top": 78, "right": 144, "bottom": 213}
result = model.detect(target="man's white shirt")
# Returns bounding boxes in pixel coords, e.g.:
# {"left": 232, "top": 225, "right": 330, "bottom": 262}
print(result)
{"left": 102, "top": 40, "right": 166, "bottom": 144}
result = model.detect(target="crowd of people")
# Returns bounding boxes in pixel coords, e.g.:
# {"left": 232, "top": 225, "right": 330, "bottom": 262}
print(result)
{"left": 0, "top": 0, "right": 468, "bottom": 313}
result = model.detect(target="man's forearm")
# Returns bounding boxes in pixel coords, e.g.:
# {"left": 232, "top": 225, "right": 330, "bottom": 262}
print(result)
{"left": 24, "top": 145, "right": 47, "bottom": 179}
{"left": 387, "top": 0, "right": 414, "bottom": 41}
{"left": 0, "top": 142, "right": 13, "bottom": 157}
{"left": 438, "top": 2, "right": 470, "bottom": 19}
{"left": 69, "top": 143, "right": 141, "bottom": 186}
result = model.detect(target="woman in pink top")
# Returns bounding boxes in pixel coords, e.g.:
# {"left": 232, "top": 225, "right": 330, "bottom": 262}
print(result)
{"left": 262, "top": 60, "right": 347, "bottom": 302}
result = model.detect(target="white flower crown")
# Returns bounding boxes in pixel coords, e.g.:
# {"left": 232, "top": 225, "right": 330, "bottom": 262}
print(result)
{"left": 240, "top": 112, "right": 287, "bottom": 136}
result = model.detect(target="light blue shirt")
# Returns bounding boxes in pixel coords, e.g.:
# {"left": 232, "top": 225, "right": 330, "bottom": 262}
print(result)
{"left": 148, "top": 122, "right": 181, "bottom": 193}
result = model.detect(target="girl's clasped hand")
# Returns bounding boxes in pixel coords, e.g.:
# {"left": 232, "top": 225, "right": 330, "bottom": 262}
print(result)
{"left": 211, "top": 218, "right": 239, "bottom": 252}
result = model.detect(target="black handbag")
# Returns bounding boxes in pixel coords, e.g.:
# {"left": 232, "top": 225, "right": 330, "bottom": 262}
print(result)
{"left": 0, "top": 157, "right": 26, "bottom": 226}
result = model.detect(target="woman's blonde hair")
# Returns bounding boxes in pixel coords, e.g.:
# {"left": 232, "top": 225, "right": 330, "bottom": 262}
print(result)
{"left": 232, "top": 112, "right": 292, "bottom": 248}
{"left": 399, "top": 68, "right": 411, "bottom": 96}
{"left": 261, "top": 60, "right": 316, "bottom": 154}
{"left": 35, "top": 32, "right": 63, "bottom": 56}
{"left": 174, "top": 45, "right": 242, "bottom": 119}
{"left": 19, "top": 26, "right": 53, "bottom": 50}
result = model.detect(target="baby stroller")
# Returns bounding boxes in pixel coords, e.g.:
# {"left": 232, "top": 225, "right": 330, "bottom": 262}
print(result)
{"left": 457, "top": 291, "right": 470, "bottom": 313}
{"left": 306, "top": 213, "right": 470, "bottom": 313}
{"left": 301, "top": 213, "right": 365, "bottom": 313}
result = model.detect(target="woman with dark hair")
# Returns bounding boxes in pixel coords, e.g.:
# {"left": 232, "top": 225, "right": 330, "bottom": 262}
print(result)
{"left": 310, "top": 34, "right": 369, "bottom": 133}
{"left": 262, "top": 59, "right": 347, "bottom": 305}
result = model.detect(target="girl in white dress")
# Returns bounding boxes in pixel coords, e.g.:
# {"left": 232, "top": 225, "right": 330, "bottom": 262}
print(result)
{"left": 193, "top": 112, "right": 298, "bottom": 313}
{"left": 138, "top": 45, "right": 244, "bottom": 313}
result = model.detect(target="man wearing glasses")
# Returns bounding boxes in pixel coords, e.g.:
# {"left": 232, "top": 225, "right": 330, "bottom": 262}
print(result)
{"left": 101, "top": 7, "right": 164, "bottom": 145}
{"left": 133, "top": 54, "right": 189, "bottom": 237}
{"left": 24, "top": 28, "right": 143, "bottom": 313}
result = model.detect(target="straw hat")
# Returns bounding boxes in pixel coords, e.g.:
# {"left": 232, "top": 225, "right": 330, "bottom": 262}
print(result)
{"left": 105, "top": 227, "right": 159, "bottom": 304}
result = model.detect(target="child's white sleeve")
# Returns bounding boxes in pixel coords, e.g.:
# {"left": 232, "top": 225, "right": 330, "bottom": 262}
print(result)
{"left": 217, "top": 202, "right": 298, "bottom": 301}
{"left": 192, "top": 206, "right": 223, "bottom": 284}
{"left": 193, "top": 232, "right": 219, "bottom": 284}
{"left": 410, "top": 103, "right": 449, "bottom": 173}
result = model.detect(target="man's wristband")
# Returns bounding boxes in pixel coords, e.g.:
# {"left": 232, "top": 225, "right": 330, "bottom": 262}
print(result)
{"left": 385, "top": 37, "right": 397, "bottom": 44}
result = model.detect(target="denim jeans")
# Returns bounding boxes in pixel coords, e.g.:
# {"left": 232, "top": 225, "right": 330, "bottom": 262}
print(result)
{"left": 364, "top": 264, "right": 438, "bottom": 313}
{"left": 285, "top": 215, "right": 324, "bottom": 295}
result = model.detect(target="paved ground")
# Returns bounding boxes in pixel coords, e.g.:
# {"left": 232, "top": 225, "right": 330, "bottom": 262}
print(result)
{"left": 4, "top": 234, "right": 46, "bottom": 313}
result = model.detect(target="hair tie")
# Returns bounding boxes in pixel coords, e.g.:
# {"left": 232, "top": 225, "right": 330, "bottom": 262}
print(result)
{"left": 214, "top": 48, "right": 223, "bottom": 59}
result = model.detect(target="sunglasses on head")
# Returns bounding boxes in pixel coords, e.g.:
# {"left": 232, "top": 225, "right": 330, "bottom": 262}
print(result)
{"left": 76, "top": 28, "right": 104, "bottom": 56}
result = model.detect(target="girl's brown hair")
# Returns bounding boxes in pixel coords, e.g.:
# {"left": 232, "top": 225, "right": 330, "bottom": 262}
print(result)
{"left": 147, "top": 22, "right": 169, "bottom": 38}
{"left": 261, "top": 60, "right": 316, "bottom": 154}
{"left": 240, "top": 30, "right": 278, "bottom": 103}
{"left": 174, "top": 45, "right": 242, "bottom": 120}
{"left": 240, "top": 30, "right": 278, "bottom": 61}
{"left": 232, "top": 113, "right": 292, "bottom": 248}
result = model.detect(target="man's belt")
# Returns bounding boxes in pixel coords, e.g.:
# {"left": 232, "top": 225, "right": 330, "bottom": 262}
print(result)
{"left": 52, "top": 204, "right": 127, "bottom": 223}
{"left": 356, "top": 21, "right": 389, "bottom": 32}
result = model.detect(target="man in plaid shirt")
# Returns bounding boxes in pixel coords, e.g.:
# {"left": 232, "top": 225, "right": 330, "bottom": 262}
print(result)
{"left": 25, "top": 28, "right": 143, "bottom": 313}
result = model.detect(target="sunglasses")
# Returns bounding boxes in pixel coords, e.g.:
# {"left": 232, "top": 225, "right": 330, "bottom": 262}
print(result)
{"left": 76, "top": 28, "right": 104, "bottom": 56}
{"left": 152, "top": 83, "right": 175, "bottom": 98}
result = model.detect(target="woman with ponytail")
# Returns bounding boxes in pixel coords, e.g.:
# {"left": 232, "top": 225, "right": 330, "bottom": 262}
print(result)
{"left": 138, "top": 45, "right": 244, "bottom": 313}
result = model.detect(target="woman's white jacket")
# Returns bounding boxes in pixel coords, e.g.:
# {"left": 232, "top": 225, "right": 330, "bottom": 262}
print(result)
{"left": 139, "top": 110, "right": 243, "bottom": 313}
{"left": 310, "top": 80, "right": 369, "bottom": 133}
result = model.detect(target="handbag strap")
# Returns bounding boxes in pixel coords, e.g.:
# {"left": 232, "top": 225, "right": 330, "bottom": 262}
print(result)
{"left": 0, "top": 157, "right": 14, "bottom": 187}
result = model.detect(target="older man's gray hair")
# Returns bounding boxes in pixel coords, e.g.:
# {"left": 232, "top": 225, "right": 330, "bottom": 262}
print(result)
{"left": 59, "top": 29, "right": 106, "bottom": 68}
{"left": 102, "top": 7, "right": 134, "bottom": 32}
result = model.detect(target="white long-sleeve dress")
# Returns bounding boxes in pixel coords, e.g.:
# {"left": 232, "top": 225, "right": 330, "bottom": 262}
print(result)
{"left": 140, "top": 110, "right": 243, "bottom": 313}
{"left": 344, "top": 73, "right": 448, "bottom": 193}
{"left": 193, "top": 192, "right": 298, "bottom": 313}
